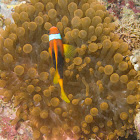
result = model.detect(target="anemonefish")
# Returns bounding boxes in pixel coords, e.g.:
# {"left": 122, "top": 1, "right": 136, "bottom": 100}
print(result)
{"left": 49, "top": 26, "right": 75, "bottom": 103}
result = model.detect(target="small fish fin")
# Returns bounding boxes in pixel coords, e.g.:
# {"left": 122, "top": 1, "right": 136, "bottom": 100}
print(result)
{"left": 53, "top": 69, "right": 60, "bottom": 84}
{"left": 48, "top": 47, "right": 52, "bottom": 58}
{"left": 58, "top": 79, "right": 70, "bottom": 103}
{"left": 61, "top": 89, "right": 70, "bottom": 103}
{"left": 63, "top": 44, "right": 76, "bottom": 59}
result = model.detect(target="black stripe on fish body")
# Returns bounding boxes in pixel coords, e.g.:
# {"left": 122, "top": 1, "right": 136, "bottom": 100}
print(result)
{"left": 57, "top": 50, "right": 64, "bottom": 79}
{"left": 52, "top": 50, "right": 56, "bottom": 69}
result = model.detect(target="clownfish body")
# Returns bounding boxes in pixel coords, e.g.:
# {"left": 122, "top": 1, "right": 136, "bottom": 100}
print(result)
{"left": 49, "top": 26, "right": 75, "bottom": 103}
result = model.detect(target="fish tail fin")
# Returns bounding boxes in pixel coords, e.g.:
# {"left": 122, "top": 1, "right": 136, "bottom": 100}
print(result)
{"left": 58, "top": 79, "right": 70, "bottom": 103}
{"left": 53, "top": 69, "right": 59, "bottom": 84}
{"left": 63, "top": 44, "right": 76, "bottom": 59}
{"left": 61, "top": 88, "right": 70, "bottom": 103}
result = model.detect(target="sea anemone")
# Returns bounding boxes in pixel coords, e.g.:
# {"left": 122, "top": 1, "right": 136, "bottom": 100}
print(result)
{"left": 0, "top": 0, "right": 139, "bottom": 139}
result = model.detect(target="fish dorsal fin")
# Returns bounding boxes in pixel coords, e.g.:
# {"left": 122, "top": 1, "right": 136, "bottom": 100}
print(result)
{"left": 63, "top": 44, "right": 76, "bottom": 59}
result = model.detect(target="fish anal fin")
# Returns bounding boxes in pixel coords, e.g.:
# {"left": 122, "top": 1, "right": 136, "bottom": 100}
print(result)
{"left": 53, "top": 69, "right": 60, "bottom": 84}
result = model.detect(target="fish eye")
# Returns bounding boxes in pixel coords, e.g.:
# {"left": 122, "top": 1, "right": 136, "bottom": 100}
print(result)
{"left": 47, "top": 30, "right": 50, "bottom": 34}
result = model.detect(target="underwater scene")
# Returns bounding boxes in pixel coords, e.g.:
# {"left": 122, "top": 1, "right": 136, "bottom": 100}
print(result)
{"left": 0, "top": 0, "right": 140, "bottom": 140}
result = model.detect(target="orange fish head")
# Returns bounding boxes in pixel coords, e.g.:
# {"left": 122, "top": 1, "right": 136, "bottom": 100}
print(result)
{"left": 49, "top": 26, "right": 60, "bottom": 34}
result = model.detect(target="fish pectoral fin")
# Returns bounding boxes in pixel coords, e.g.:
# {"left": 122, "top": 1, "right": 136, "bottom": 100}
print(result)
{"left": 53, "top": 69, "right": 60, "bottom": 84}
{"left": 60, "top": 88, "right": 70, "bottom": 103}
{"left": 63, "top": 44, "right": 76, "bottom": 59}
{"left": 48, "top": 47, "right": 52, "bottom": 58}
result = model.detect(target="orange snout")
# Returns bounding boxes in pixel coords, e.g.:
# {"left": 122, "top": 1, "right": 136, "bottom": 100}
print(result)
{"left": 49, "top": 26, "right": 60, "bottom": 34}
